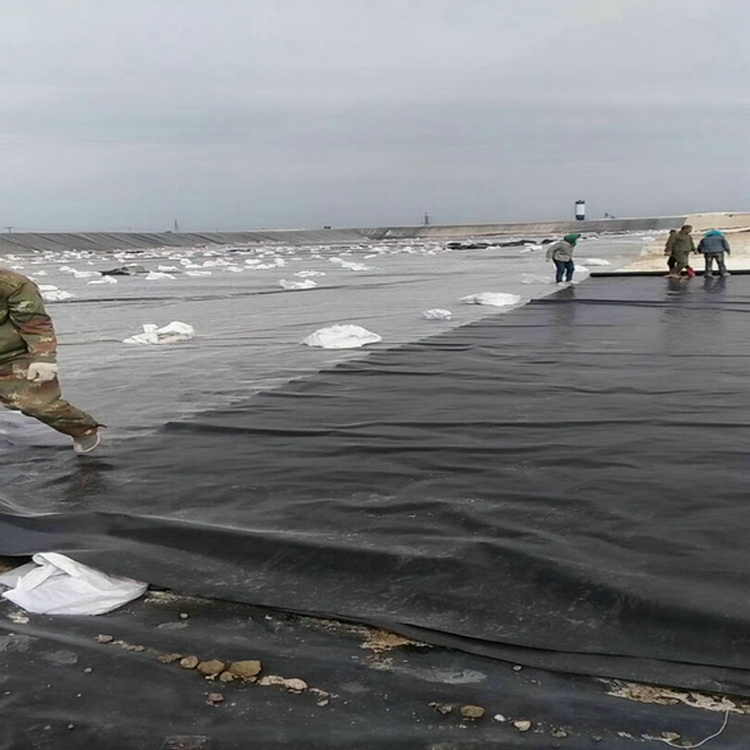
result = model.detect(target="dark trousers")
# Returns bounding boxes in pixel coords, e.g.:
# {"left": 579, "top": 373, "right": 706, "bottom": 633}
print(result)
{"left": 553, "top": 259, "right": 575, "bottom": 283}
{"left": 704, "top": 253, "right": 728, "bottom": 276}
{"left": 0, "top": 357, "right": 99, "bottom": 438}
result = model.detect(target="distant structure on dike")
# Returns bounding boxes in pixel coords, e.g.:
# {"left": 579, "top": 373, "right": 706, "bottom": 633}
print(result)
{"left": 575, "top": 200, "right": 586, "bottom": 221}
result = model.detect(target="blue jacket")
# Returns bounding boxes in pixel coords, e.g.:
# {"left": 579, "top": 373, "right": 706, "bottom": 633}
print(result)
{"left": 697, "top": 233, "right": 731, "bottom": 255}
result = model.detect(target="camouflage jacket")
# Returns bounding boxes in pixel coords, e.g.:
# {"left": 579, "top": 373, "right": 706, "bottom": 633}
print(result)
{"left": 0, "top": 268, "right": 58, "bottom": 365}
{"left": 665, "top": 233, "right": 695, "bottom": 260}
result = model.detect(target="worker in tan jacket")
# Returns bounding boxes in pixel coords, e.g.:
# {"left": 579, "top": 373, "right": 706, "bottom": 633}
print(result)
{"left": 664, "top": 225, "right": 696, "bottom": 279}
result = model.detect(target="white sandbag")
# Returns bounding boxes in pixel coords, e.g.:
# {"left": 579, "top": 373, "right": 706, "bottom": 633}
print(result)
{"left": 1, "top": 553, "right": 147, "bottom": 616}
{"left": 279, "top": 279, "right": 317, "bottom": 290}
{"left": 521, "top": 274, "right": 553, "bottom": 285}
{"left": 245, "top": 258, "right": 286, "bottom": 269}
{"left": 88, "top": 275, "right": 118, "bottom": 285}
{"left": 302, "top": 324, "right": 382, "bottom": 349}
{"left": 0, "top": 563, "right": 38, "bottom": 588}
{"left": 328, "top": 258, "right": 371, "bottom": 271}
{"left": 422, "top": 308, "right": 453, "bottom": 321}
{"left": 123, "top": 321, "right": 195, "bottom": 345}
{"left": 579, "top": 258, "right": 611, "bottom": 266}
{"left": 39, "top": 285, "right": 75, "bottom": 302}
{"left": 460, "top": 292, "right": 521, "bottom": 307}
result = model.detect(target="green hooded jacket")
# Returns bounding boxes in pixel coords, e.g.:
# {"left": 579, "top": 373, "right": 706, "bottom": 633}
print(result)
{"left": 546, "top": 234, "right": 580, "bottom": 262}
{"left": 0, "top": 268, "right": 58, "bottom": 365}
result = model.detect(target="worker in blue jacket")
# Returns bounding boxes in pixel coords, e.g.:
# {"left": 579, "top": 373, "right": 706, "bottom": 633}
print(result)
{"left": 697, "top": 230, "right": 731, "bottom": 277}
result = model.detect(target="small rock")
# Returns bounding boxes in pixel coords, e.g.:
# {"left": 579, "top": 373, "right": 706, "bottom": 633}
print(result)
{"left": 513, "top": 720, "right": 532, "bottom": 732}
{"left": 179, "top": 656, "right": 200, "bottom": 669}
{"left": 179, "top": 613, "right": 189, "bottom": 620}
{"left": 662, "top": 733, "right": 681, "bottom": 742}
{"left": 197, "top": 660, "right": 226, "bottom": 677}
{"left": 206, "top": 692, "right": 224, "bottom": 704}
{"left": 512, "top": 665, "right": 523, "bottom": 672}
{"left": 428, "top": 702, "right": 454, "bottom": 715}
{"left": 218, "top": 671, "right": 236, "bottom": 683}
{"left": 460, "top": 705, "right": 485, "bottom": 719}
{"left": 552, "top": 729, "right": 568, "bottom": 738}
{"left": 67, "top": 724, "right": 74, "bottom": 730}
{"left": 228, "top": 660, "right": 262, "bottom": 678}
{"left": 83, "top": 668, "right": 93, "bottom": 674}
{"left": 96, "top": 634, "right": 114, "bottom": 644}
{"left": 123, "top": 644, "right": 146, "bottom": 652}
{"left": 317, "top": 699, "right": 330, "bottom": 707}
{"left": 493, "top": 714, "right": 507, "bottom": 722}
{"left": 592, "top": 736, "right": 602, "bottom": 743}
{"left": 283, "top": 678, "right": 308, "bottom": 692}
{"left": 158, "top": 653, "right": 183, "bottom": 664}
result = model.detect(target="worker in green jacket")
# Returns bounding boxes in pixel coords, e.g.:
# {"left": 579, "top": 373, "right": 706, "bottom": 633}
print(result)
{"left": 664, "top": 225, "right": 696, "bottom": 279}
{"left": 0, "top": 268, "right": 101, "bottom": 453}
{"left": 545, "top": 233, "right": 581, "bottom": 284}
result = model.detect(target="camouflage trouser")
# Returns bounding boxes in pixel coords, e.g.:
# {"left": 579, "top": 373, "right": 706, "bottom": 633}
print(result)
{"left": 671, "top": 251, "right": 691, "bottom": 275}
{"left": 0, "top": 358, "right": 99, "bottom": 438}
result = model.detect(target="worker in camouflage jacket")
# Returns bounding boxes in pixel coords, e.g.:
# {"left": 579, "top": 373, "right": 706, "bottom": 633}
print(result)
{"left": 0, "top": 268, "right": 101, "bottom": 453}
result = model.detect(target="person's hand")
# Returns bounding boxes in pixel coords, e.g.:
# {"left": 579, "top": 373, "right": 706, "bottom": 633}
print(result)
{"left": 27, "top": 362, "right": 59, "bottom": 383}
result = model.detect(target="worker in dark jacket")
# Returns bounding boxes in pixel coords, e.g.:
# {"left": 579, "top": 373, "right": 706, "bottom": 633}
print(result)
{"left": 0, "top": 268, "right": 101, "bottom": 453}
{"left": 697, "top": 229, "right": 731, "bottom": 277}
{"left": 664, "top": 225, "right": 695, "bottom": 279}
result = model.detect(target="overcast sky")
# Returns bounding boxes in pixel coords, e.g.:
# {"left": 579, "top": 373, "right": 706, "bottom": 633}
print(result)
{"left": 1, "top": 0, "right": 748, "bottom": 231}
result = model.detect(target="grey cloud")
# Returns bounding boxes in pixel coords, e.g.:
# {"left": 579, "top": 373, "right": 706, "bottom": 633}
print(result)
{"left": 0, "top": 0, "right": 748, "bottom": 230}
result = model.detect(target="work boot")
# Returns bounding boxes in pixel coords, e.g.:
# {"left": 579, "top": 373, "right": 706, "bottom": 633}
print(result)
{"left": 73, "top": 429, "right": 101, "bottom": 454}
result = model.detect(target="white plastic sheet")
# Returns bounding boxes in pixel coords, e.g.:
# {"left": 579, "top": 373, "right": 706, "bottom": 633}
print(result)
{"left": 302, "top": 324, "right": 382, "bottom": 349}
{"left": 279, "top": 279, "right": 317, "bottom": 290}
{"left": 38, "top": 284, "right": 76, "bottom": 302}
{"left": 123, "top": 321, "right": 195, "bottom": 345}
{"left": 422, "top": 309, "right": 453, "bottom": 321}
{"left": 460, "top": 292, "right": 521, "bottom": 307}
{"left": 0, "top": 553, "right": 147, "bottom": 615}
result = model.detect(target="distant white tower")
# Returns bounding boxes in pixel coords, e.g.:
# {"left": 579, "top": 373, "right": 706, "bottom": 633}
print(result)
{"left": 575, "top": 200, "right": 586, "bottom": 221}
